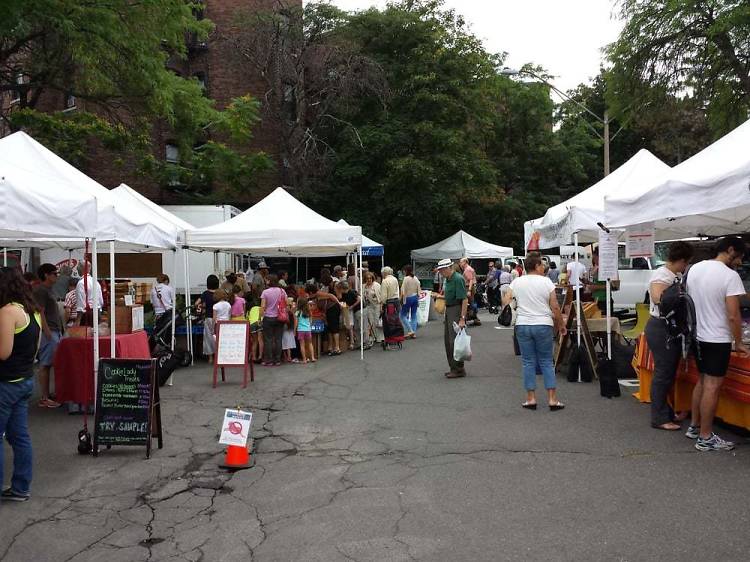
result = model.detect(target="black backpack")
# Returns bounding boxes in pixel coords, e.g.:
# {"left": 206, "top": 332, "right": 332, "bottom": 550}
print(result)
{"left": 658, "top": 273, "right": 696, "bottom": 357}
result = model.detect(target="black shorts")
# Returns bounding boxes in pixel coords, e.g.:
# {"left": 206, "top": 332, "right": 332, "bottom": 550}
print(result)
{"left": 326, "top": 304, "right": 341, "bottom": 332}
{"left": 695, "top": 341, "right": 732, "bottom": 377}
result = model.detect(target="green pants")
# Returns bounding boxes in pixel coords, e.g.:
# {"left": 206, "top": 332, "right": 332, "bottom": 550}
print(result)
{"left": 444, "top": 305, "right": 464, "bottom": 372}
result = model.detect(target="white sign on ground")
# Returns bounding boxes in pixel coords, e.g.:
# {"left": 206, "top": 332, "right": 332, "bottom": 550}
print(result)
{"left": 219, "top": 409, "right": 252, "bottom": 447}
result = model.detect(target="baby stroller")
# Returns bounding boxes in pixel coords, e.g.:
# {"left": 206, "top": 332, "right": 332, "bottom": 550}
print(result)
{"left": 381, "top": 300, "right": 405, "bottom": 350}
{"left": 149, "top": 307, "right": 194, "bottom": 386}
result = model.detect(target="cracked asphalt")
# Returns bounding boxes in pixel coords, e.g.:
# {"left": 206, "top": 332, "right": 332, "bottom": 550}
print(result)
{"left": 3, "top": 312, "right": 750, "bottom": 561}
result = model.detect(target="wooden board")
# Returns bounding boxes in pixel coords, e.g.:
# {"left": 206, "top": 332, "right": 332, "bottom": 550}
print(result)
{"left": 578, "top": 312, "right": 599, "bottom": 380}
{"left": 93, "top": 358, "right": 162, "bottom": 458}
{"left": 213, "top": 321, "right": 253, "bottom": 388}
{"left": 554, "top": 306, "right": 576, "bottom": 371}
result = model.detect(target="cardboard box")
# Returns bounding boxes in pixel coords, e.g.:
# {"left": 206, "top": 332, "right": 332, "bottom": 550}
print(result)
{"left": 115, "top": 305, "right": 145, "bottom": 333}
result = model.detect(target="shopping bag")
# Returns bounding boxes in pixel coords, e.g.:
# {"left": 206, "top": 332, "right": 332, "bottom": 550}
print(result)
{"left": 452, "top": 322, "right": 472, "bottom": 362}
{"left": 498, "top": 304, "right": 512, "bottom": 327}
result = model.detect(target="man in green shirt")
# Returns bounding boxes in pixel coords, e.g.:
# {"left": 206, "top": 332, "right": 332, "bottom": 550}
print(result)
{"left": 437, "top": 259, "right": 468, "bottom": 378}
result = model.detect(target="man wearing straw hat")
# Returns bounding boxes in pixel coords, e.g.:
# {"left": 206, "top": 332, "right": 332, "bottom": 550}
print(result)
{"left": 437, "top": 259, "right": 468, "bottom": 378}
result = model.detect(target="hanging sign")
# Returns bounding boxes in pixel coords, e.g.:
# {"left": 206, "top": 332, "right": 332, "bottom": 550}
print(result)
{"left": 626, "top": 223, "right": 655, "bottom": 258}
{"left": 219, "top": 409, "right": 253, "bottom": 447}
{"left": 597, "top": 230, "right": 619, "bottom": 281}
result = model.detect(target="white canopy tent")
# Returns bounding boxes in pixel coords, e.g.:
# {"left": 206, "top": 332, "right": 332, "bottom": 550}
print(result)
{"left": 410, "top": 230, "right": 513, "bottom": 261}
{"left": 604, "top": 119, "right": 750, "bottom": 240}
{"left": 527, "top": 149, "right": 671, "bottom": 249}
{"left": 187, "top": 187, "right": 361, "bottom": 255}
{"left": 337, "top": 219, "right": 384, "bottom": 271}
{"left": 0, "top": 133, "right": 178, "bottom": 399}
{"left": 0, "top": 164, "right": 98, "bottom": 240}
{"left": 186, "top": 187, "right": 366, "bottom": 358}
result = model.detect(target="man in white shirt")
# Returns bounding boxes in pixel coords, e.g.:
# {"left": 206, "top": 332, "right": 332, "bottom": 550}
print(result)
{"left": 686, "top": 237, "right": 748, "bottom": 452}
{"left": 566, "top": 260, "right": 588, "bottom": 288}
{"left": 150, "top": 274, "right": 175, "bottom": 319}
{"left": 75, "top": 262, "right": 103, "bottom": 326}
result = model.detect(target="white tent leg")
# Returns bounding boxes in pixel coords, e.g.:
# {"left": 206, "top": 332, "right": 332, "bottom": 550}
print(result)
{"left": 606, "top": 278, "right": 612, "bottom": 360}
{"left": 3, "top": 248, "right": 6, "bottom": 267}
{"left": 359, "top": 244, "right": 364, "bottom": 360}
{"left": 573, "top": 232, "right": 581, "bottom": 382}
{"left": 168, "top": 249, "right": 178, "bottom": 386}
{"left": 296, "top": 258, "right": 299, "bottom": 285}
{"left": 109, "top": 242, "right": 116, "bottom": 358}
{"left": 382, "top": 255, "right": 385, "bottom": 272}
{"left": 183, "top": 248, "right": 194, "bottom": 365}
{"left": 92, "top": 238, "right": 100, "bottom": 414}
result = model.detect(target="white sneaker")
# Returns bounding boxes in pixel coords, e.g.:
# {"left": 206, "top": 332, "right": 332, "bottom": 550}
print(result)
{"left": 685, "top": 425, "right": 700, "bottom": 439}
{"left": 695, "top": 433, "right": 735, "bottom": 452}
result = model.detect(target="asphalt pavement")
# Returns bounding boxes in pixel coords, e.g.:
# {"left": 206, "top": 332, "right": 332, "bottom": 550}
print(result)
{"left": 2, "top": 312, "right": 750, "bottom": 561}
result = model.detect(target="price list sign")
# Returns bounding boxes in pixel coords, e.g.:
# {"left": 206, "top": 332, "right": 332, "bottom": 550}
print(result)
{"left": 94, "top": 358, "right": 162, "bottom": 458}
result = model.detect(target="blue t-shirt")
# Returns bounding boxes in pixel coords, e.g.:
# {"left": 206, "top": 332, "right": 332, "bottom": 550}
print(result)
{"left": 296, "top": 311, "right": 311, "bottom": 332}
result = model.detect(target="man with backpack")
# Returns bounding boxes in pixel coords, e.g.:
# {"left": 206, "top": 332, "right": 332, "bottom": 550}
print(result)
{"left": 644, "top": 241, "right": 694, "bottom": 431}
{"left": 686, "top": 237, "right": 748, "bottom": 452}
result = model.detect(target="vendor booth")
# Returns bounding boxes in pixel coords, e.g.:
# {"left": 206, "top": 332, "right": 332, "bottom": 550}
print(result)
{"left": 605, "top": 118, "right": 750, "bottom": 429}
{"left": 411, "top": 230, "right": 513, "bottom": 261}
{"left": 186, "top": 187, "right": 365, "bottom": 358}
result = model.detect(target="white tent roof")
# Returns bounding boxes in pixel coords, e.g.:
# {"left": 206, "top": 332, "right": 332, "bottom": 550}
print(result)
{"left": 530, "top": 149, "right": 671, "bottom": 248}
{"left": 605, "top": 119, "right": 750, "bottom": 240}
{"left": 411, "top": 230, "right": 513, "bottom": 261}
{"left": 186, "top": 187, "right": 362, "bottom": 255}
{"left": 0, "top": 163, "right": 98, "bottom": 240}
{"left": 0, "top": 132, "right": 176, "bottom": 249}
{"left": 112, "top": 184, "right": 193, "bottom": 245}
{"left": 337, "top": 219, "right": 383, "bottom": 256}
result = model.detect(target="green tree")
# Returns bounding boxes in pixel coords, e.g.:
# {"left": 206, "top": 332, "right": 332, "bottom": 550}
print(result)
{"left": 1, "top": 0, "right": 271, "bottom": 198}
{"left": 608, "top": 0, "right": 750, "bottom": 135}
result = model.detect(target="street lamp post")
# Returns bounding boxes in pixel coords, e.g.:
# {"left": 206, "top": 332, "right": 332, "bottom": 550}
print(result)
{"left": 501, "top": 68, "right": 613, "bottom": 176}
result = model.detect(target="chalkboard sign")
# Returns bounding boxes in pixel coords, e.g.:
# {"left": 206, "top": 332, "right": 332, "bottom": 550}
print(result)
{"left": 213, "top": 321, "right": 253, "bottom": 388}
{"left": 93, "top": 358, "right": 163, "bottom": 458}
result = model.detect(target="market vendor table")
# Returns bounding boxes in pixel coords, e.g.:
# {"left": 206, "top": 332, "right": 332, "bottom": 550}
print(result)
{"left": 632, "top": 334, "right": 750, "bottom": 430}
{"left": 54, "top": 332, "right": 151, "bottom": 404}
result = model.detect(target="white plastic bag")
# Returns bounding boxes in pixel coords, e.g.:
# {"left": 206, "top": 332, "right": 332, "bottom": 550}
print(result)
{"left": 452, "top": 322, "right": 472, "bottom": 362}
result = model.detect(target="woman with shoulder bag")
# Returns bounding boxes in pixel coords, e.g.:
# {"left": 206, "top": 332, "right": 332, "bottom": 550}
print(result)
{"left": 644, "top": 241, "right": 694, "bottom": 431}
{"left": 260, "top": 274, "right": 287, "bottom": 366}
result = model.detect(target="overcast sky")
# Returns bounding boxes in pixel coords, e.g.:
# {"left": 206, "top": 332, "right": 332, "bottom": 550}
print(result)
{"left": 320, "top": 0, "right": 624, "bottom": 93}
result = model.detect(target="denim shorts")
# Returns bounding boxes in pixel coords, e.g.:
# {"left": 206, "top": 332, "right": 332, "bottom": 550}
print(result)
{"left": 38, "top": 330, "right": 62, "bottom": 366}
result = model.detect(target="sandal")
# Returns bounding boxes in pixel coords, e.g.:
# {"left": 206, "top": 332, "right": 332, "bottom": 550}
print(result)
{"left": 332, "top": 350, "right": 342, "bottom": 356}
{"left": 549, "top": 402, "right": 566, "bottom": 411}
{"left": 38, "top": 398, "right": 61, "bottom": 409}
{"left": 522, "top": 402, "right": 537, "bottom": 410}
{"left": 651, "top": 422, "right": 681, "bottom": 431}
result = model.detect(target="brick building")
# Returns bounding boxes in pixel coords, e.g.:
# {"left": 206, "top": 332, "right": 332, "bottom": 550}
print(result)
{"left": 2, "top": 0, "right": 298, "bottom": 204}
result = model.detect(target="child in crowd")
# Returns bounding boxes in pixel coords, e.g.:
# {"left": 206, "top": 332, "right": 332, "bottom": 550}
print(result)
{"left": 282, "top": 297, "right": 298, "bottom": 363}
{"left": 212, "top": 288, "right": 232, "bottom": 323}
{"left": 230, "top": 284, "right": 246, "bottom": 321}
{"left": 296, "top": 297, "right": 315, "bottom": 363}
{"left": 247, "top": 304, "right": 263, "bottom": 364}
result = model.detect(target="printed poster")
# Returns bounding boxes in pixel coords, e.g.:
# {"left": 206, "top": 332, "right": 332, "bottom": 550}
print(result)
{"left": 219, "top": 409, "right": 252, "bottom": 447}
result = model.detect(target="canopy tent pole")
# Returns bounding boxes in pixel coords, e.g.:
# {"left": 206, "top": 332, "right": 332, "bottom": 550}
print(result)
{"left": 167, "top": 249, "right": 178, "bottom": 386}
{"left": 382, "top": 255, "right": 385, "bottom": 273}
{"left": 183, "top": 248, "right": 194, "bottom": 365}
{"left": 359, "top": 244, "right": 364, "bottom": 360}
{"left": 3, "top": 248, "right": 6, "bottom": 267}
{"left": 109, "top": 242, "right": 116, "bottom": 358}
{"left": 305, "top": 258, "right": 308, "bottom": 281}
{"left": 91, "top": 238, "right": 100, "bottom": 413}
{"left": 606, "top": 278, "right": 612, "bottom": 360}
{"left": 580, "top": 232, "right": 581, "bottom": 382}
{"left": 296, "top": 258, "right": 299, "bottom": 285}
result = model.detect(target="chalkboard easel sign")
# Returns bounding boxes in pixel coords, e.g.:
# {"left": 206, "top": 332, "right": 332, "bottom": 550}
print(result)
{"left": 93, "top": 358, "right": 163, "bottom": 458}
{"left": 213, "top": 321, "right": 253, "bottom": 388}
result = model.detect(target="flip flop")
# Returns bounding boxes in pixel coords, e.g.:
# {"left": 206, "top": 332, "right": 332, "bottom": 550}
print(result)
{"left": 549, "top": 402, "right": 566, "bottom": 411}
{"left": 522, "top": 402, "right": 537, "bottom": 410}
{"left": 651, "top": 422, "right": 681, "bottom": 431}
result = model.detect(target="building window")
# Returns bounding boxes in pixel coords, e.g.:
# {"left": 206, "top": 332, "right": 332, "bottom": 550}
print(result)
{"left": 165, "top": 143, "right": 180, "bottom": 164}
{"left": 11, "top": 72, "right": 24, "bottom": 102}
{"left": 194, "top": 72, "right": 206, "bottom": 91}
{"left": 65, "top": 93, "right": 77, "bottom": 110}
{"left": 282, "top": 84, "right": 296, "bottom": 122}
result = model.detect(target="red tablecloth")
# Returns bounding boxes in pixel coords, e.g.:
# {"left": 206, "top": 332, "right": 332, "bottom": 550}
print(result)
{"left": 54, "top": 332, "right": 151, "bottom": 404}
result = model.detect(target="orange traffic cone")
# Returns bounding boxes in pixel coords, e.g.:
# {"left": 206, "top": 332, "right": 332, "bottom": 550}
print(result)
{"left": 219, "top": 443, "right": 253, "bottom": 471}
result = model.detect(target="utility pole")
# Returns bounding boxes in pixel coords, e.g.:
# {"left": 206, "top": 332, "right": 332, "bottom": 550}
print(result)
{"left": 603, "top": 110, "right": 610, "bottom": 176}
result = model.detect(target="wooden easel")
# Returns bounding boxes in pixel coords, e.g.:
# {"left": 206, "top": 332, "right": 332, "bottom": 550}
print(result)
{"left": 213, "top": 321, "right": 253, "bottom": 388}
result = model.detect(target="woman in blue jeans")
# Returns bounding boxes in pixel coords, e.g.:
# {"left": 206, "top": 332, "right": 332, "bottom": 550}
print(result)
{"left": 400, "top": 265, "right": 421, "bottom": 338}
{"left": 503, "top": 254, "right": 567, "bottom": 411}
{"left": 0, "top": 267, "right": 41, "bottom": 502}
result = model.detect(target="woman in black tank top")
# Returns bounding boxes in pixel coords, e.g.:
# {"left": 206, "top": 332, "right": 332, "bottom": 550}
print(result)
{"left": 0, "top": 267, "right": 41, "bottom": 501}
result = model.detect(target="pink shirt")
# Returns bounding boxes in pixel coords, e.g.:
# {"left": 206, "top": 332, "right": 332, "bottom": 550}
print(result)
{"left": 261, "top": 287, "right": 286, "bottom": 318}
{"left": 463, "top": 265, "right": 476, "bottom": 286}
{"left": 230, "top": 296, "right": 246, "bottom": 317}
